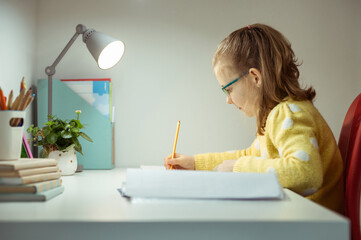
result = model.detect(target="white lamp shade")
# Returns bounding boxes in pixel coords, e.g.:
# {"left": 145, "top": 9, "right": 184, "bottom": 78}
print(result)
{"left": 84, "top": 30, "right": 125, "bottom": 69}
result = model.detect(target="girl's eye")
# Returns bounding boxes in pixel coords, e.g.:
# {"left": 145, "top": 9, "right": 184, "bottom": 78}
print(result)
{"left": 227, "top": 88, "right": 232, "bottom": 93}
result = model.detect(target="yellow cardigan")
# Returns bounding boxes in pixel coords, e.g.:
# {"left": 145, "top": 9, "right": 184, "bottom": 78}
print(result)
{"left": 195, "top": 99, "right": 344, "bottom": 214}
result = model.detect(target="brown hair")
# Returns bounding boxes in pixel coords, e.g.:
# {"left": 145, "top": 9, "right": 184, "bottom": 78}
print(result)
{"left": 213, "top": 23, "right": 316, "bottom": 135}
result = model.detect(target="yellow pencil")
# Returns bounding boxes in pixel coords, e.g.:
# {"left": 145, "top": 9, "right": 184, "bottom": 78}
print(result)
{"left": 170, "top": 120, "right": 180, "bottom": 170}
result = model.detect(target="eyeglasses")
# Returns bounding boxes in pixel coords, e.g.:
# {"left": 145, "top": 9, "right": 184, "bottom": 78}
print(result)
{"left": 221, "top": 70, "right": 249, "bottom": 96}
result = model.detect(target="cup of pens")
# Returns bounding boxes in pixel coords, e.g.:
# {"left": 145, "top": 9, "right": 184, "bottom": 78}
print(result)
{"left": 0, "top": 82, "right": 34, "bottom": 160}
{"left": 0, "top": 111, "right": 26, "bottom": 160}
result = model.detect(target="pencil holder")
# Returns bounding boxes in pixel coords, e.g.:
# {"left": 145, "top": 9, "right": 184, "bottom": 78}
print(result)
{"left": 0, "top": 111, "right": 25, "bottom": 160}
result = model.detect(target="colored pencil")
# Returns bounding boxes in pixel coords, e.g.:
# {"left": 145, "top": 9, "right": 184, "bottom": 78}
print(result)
{"left": 20, "top": 77, "right": 26, "bottom": 91}
{"left": 13, "top": 88, "right": 33, "bottom": 126}
{"left": 170, "top": 121, "right": 181, "bottom": 170}
{"left": 7, "top": 90, "right": 13, "bottom": 110}
{"left": 0, "top": 88, "right": 7, "bottom": 110}
{"left": 1, "top": 78, "right": 33, "bottom": 126}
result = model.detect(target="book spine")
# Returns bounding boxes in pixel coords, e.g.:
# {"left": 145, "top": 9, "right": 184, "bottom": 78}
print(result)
{"left": 0, "top": 166, "right": 59, "bottom": 177}
{"left": 43, "top": 185, "right": 65, "bottom": 201}
{"left": 0, "top": 186, "right": 64, "bottom": 202}
{"left": 22, "top": 172, "right": 61, "bottom": 185}
{"left": 35, "top": 179, "right": 62, "bottom": 193}
{"left": 0, "top": 171, "right": 61, "bottom": 185}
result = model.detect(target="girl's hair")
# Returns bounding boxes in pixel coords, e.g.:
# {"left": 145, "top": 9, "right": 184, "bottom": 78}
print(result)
{"left": 213, "top": 23, "right": 316, "bottom": 135}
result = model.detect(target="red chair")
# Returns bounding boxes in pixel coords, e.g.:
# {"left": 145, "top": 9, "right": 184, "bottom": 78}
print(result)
{"left": 338, "top": 93, "right": 361, "bottom": 240}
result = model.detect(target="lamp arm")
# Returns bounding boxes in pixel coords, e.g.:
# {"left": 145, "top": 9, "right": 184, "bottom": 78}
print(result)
{"left": 45, "top": 32, "right": 79, "bottom": 76}
{"left": 45, "top": 24, "right": 87, "bottom": 117}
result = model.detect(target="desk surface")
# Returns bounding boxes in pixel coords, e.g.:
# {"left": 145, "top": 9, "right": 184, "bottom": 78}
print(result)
{"left": 0, "top": 168, "right": 349, "bottom": 240}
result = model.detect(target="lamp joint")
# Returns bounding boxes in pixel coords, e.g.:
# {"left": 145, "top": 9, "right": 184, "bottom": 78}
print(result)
{"left": 76, "top": 24, "right": 87, "bottom": 34}
{"left": 45, "top": 66, "right": 56, "bottom": 76}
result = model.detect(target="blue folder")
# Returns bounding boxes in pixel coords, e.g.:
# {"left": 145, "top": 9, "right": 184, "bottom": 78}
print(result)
{"left": 37, "top": 79, "right": 114, "bottom": 169}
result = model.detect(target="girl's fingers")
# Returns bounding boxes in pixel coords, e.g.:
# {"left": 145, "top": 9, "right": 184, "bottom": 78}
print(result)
{"left": 164, "top": 153, "right": 184, "bottom": 170}
{"left": 169, "top": 158, "right": 180, "bottom": 165}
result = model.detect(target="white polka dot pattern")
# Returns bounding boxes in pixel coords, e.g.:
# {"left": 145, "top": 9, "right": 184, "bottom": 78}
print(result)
{"left": 261, "top": 149, "right": 267, "bottom": 158}
{"left": 289, "top": 104, "right": 301, "bottom": 113}
{"left": 226, "top": 150, "right": 236, "bottom": 153}
{"left": 294, "top": 150, "right": 310, "bottom": 162}
{"left": 254, "top": 139, "right": 260, "bottom": 150}
{"left": 302, "top": 188, "right": 318, "bottom": 196}
{"left": 278, "top": 147, "right": 283, "bottom": 158}
{"left": 310, "top": 137, "right": 319, "bottom": 150}
{"left": 267, "top": 167, "right": 277, "bottom": 174}
{"left": 269, "top": 110, "right": 276, "bottom": 121}
{"left": 282, "top": 117, "right": 293, "bottom": 129}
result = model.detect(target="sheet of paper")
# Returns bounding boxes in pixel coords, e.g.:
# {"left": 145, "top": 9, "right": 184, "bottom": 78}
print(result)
{"left": 122, "top": 169, "right": 284, "bottom": 200}
{"left": 62, "top": 79, "right": 111, "bottom": 120}
{"left": 140, "top": 165, "right": 165, "bottom": 170}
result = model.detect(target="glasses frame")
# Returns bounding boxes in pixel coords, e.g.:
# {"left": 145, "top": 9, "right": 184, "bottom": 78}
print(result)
{"left": 221, "top": 70, "right": 249, "bottom": 96}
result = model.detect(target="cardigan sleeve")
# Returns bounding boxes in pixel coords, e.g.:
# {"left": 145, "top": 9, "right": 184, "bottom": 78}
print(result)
{"left": 233, "top": 102, "right": 323, "bottom": 194}
{"left": 194, "top": 138, "right": 260, "bottom": 171}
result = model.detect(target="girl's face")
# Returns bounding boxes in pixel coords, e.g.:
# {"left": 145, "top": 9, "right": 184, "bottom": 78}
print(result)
{"left": 214, "top": 60, "right": 262, "bottom": 117}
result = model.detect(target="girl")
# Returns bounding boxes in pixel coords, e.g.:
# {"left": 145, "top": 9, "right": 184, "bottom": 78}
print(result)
{"left": 164, "top": 23, "right": 344, "bottom": 214}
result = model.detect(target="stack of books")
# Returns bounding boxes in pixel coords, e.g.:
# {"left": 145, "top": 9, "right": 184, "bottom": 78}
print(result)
{"left": 0, "top": 158, "right": 64, "bottom": 201}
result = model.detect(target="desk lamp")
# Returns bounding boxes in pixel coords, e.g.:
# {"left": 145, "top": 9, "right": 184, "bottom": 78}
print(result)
{"left": 45, "top": 24, "right": 125, "bottom": 117}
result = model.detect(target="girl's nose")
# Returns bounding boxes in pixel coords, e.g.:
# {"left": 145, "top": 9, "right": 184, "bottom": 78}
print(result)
{"left": 227, "top": 95, "right": 233, "bottom": 104}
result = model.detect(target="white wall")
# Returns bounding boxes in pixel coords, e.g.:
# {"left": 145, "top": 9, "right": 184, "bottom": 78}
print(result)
{"left": 0, "top": 0, "right": 38, "bottom": 133}
{"left": 3, "top": 0, "right": 360, "bottom": 167}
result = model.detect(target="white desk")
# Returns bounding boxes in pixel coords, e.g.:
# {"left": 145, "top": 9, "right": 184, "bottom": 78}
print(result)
{"left": 0, "top": 168, "right": 349, "bottom": 240}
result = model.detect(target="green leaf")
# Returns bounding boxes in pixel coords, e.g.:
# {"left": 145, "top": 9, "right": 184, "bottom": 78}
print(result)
{"left": 64, "top": 144, "right": 75, "bottom": 152}
{"left": 26, "top": 125, "right": 34, "bottom": 133}
{"left": 61, "top": 130, "right": 72, "bottom": 139}
{"left": 43, "top": 126, "right": 51, "bottom": 136}
{"left": 55, "top": 142, "right": 65, "bottom": 151}
{"left": 71, "top": 127, "right": 80, "bottom": 133}
{"left": 79, "top": 132, "right": 93, "bottom": 142}
{"left": 72, "top": 138, "right": 83, "bottom": 155}
{"left": 74, "top": 120, "right": 83, "bottom": 129}
{"left": 39, "top": 149, "right": 48, "bottom": 158}
{"left": 46, "top": 132, "right": 58, "bottom": 144}
{"left": 73, "top": 137, "right": 80, "bottom": 148}
{"left": 75, "top": 144, "right": 83, "bottom": 155}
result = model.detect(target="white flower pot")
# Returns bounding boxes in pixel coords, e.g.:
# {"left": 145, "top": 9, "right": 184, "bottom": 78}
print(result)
{"left": 49, "top": 147, "right": 77, "bottom": 176}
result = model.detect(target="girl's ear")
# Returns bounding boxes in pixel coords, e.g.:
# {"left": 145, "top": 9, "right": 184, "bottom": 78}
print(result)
{"left": 249, "top": 68, "right": 262, "bottom": 88}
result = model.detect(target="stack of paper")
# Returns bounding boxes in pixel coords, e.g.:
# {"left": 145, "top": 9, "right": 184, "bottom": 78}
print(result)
{"left": 0, "top": 158, "right": 64, "bottom": 201}
{"left": 122, "top": 169, "right": 284, "bottom": 200}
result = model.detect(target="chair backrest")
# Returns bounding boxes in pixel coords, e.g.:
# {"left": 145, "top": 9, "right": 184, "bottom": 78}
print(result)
{"left": 338, "top": 93, "right": 361, "bottom": 240}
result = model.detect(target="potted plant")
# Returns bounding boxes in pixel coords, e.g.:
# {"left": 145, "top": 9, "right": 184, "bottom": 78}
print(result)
{"left": 27, "top": 110, "right": 93, "bottom": 175}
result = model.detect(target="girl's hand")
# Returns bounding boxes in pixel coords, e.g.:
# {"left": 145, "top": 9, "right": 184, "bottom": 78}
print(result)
{"left": 164, "top": 153, "right": 195, "bottom": 170}
{"left": 216, "top": 160, "right": 237, "bottom": 172}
